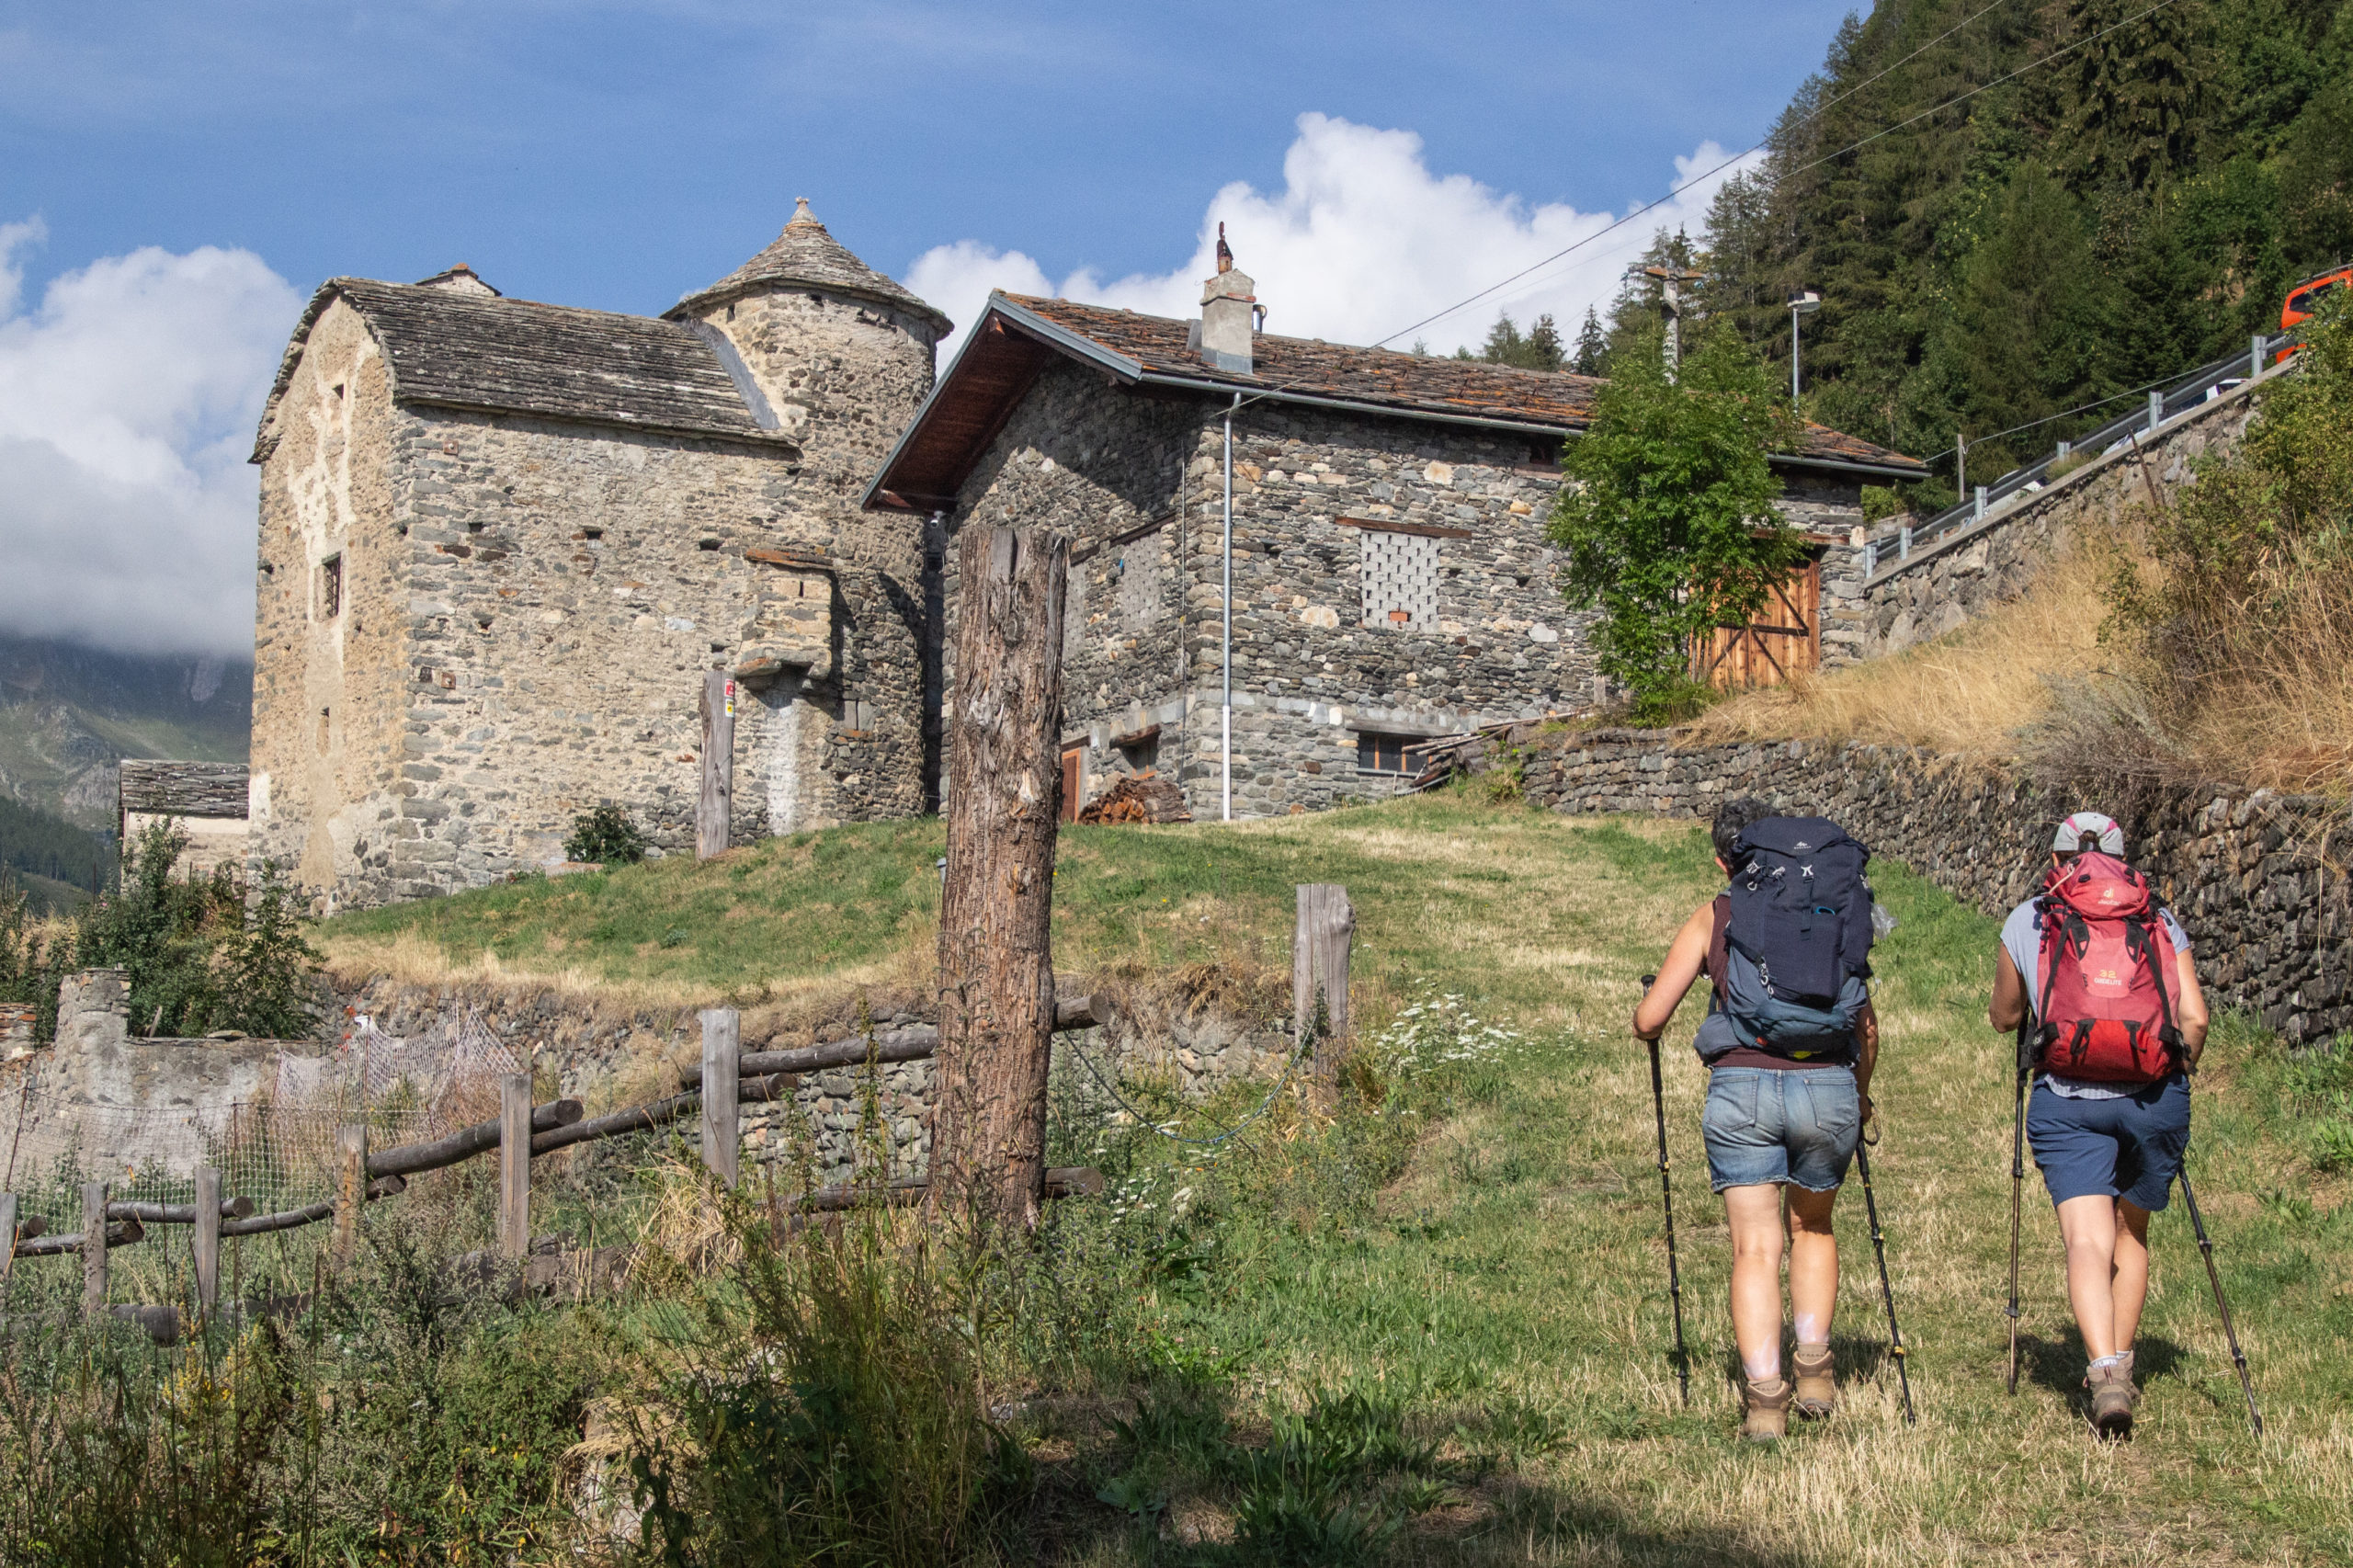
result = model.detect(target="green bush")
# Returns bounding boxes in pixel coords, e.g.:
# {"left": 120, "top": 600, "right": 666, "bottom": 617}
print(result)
{"left": 1860, "top": 484, "right": 1908, "bottom": 523}
{"left": 563, "top": 804, "right": 650, "bottom": 866}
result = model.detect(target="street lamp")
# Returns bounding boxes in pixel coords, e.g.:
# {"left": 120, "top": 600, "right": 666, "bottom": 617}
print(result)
{"left": 1789, "top": 290, "right": 1823, "bottom": 403}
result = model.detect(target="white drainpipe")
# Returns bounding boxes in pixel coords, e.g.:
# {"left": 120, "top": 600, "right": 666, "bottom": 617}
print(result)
{"left": 1222, "top": 393, "right": 1238, "bottom": 822}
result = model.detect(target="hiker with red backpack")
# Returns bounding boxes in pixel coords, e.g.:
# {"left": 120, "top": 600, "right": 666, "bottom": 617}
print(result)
{"left": 1990, "top": 811, "right": 2211, "bottom": 1439}
{"left": 1634, "top": 797, "right": 1887, "bottom": 1441}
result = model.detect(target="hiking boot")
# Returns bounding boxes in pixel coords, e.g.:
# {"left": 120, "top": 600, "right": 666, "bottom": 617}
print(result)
{"left": 1742, "top": 1376, "right": 1793, "bottom": 1442}
{"left": 1792, "top": 1342, "right": 1836, "bottom": 1420}
{"left": 2087, "top": 1359, "right": 2135, "bottom": 1439}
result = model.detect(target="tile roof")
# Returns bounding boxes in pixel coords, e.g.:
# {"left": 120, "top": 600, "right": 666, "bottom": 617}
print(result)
{"left": 255, "top": 278, "right": 795, "bottom": 455}
{"left": 668, "top": 200, "right": 952, "bottom": 333}
{"left": 866, "top": 292, "right": 1927, "bottom": 511}
{"left": 119, "top": 760, "right": 248, "bottom": 819}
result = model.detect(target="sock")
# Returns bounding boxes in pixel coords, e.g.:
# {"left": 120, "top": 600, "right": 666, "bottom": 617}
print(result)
{"left": 1795, "top": 1340, "right": 1831, "bottom": 1366}
{"left": 2088, "top": 1353, "right": 2127, "bottom": 1375}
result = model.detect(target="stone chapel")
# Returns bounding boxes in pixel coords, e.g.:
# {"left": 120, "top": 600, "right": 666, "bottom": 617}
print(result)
{"left": 246, "top": 203, "right": 950, "bottom": 910}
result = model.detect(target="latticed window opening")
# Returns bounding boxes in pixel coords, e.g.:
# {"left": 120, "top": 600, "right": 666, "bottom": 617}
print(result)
{"left": 1359, "top": 530, "right": 1439, "bottom": 629}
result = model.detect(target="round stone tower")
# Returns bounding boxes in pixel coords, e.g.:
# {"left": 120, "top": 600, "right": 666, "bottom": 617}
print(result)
{"left": 665, "top": 199, "right": 951, "bottom": 543}
{"left": 666, "top": 201, "right": 955, "bottom": 816}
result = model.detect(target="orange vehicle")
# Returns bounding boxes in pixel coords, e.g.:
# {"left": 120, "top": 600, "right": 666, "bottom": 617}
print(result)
{"left": 2280, "top": 266, "right": 2350, "bottom": 358}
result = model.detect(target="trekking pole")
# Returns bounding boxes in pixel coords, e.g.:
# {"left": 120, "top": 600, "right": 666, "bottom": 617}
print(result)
{"left": 1852, "top": 1132, "right": 1916, "bottom": 1425}
{"left": 2175, "top": 1066, "right": 2264, "bottom": 1437}
{"left": 1639, "top": 975, "right": 1690, "bottom": 1406}
{"left": 2006, "top": 1022, "right": 2029, "bottom": 1397}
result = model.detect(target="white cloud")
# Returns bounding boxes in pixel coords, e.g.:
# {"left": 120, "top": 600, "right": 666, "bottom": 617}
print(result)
{"left": 908, "top": 112, "right": 1756, "bottom": 365}
{"left": 0, "top": 222, "right": 299, "bottom": 656}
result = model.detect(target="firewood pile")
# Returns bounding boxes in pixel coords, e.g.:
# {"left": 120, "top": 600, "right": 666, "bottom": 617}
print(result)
{"left": 1404, "top": 713, "right": 1571, "bottom": 792}
{"left": 1075, "top": 774, "right": 1193, "bottom": 824}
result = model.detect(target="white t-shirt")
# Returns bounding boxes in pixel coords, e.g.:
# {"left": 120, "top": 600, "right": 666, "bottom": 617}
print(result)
{"left": 2000, "top": 898, "right": 2192, "bottom": 1099}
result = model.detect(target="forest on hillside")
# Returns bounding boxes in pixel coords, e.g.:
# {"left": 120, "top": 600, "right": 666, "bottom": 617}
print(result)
{"left": 1476, "top": 1, "right": 2352, "bottom": 503}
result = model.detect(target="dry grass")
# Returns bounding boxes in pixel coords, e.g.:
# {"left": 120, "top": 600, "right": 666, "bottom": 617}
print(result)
{"left": 1687, "top": 548, "right": 2117, "bottom": 758}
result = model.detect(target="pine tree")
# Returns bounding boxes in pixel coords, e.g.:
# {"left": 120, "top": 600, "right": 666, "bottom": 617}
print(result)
{"left": 1572, "top": 307, "right": 1608, "bottom": 376}
{"left": 2063, "top": 0, "right": 2211, "bottom": 191}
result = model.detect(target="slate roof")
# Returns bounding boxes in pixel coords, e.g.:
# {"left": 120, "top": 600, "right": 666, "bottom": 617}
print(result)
{"left": 668, "top": 200, "right": 953, "bottom": 333}
{"left": 254, "top": 279, "right": 796, "bottom": 457}
{"left": 119, "top": 761, "right": 248, "bottom": 819}
{"left": 867, "top": 292, "right": 1927, "bottom": 511}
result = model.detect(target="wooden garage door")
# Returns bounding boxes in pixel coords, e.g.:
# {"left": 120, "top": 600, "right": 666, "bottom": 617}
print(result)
{"left": 1695, "top": 558, "right": 1821, "bottom": 689}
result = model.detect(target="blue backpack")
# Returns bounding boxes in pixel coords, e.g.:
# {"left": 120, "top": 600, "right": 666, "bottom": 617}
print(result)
{"left": 1700, "top": 816, "right": 1875, "bottom": 1062}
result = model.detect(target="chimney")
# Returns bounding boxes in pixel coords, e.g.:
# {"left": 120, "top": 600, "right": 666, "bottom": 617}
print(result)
{"left": 1199, "top": 222, "right": 1257, "bottom": 375}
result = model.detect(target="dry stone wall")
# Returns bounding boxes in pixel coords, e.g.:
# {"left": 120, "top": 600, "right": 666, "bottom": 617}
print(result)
{"left": 1472, "top": 725, "right": 2351, "bottom": 1045}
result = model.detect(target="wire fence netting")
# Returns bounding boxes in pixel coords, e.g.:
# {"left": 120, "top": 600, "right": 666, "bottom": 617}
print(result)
{"left": 0, "top": 1009, "right": 525, "bottom": 1229}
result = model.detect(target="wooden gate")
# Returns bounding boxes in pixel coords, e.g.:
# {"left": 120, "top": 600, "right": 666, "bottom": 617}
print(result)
{"left": 1060, "top": 744, "right": 1083, "bottom": 824}
{"left": 1695, "top": 557, "right": 1821, "bottom": 688}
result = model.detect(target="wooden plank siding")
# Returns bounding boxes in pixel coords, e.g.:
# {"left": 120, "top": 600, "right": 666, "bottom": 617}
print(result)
{"left": 1695, "top": 558, "right": 1821, "bottom": 689}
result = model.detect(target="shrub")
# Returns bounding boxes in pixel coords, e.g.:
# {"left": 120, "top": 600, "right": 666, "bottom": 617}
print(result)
{"left": 55, "top": 820, "right": 322, "bottom": 1040}
{"left": 563, "top": 803, "right": 650, "bottom": 866}
{"left": 1860, "top": 484, "right": 1907, "bottom": 523}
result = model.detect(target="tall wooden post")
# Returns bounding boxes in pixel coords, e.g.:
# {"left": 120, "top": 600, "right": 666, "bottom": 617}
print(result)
{"left": 932, "top": 523, "right": 1069, "bottom": 1229}
{"left": 499, "top": 1073, "right": 532, "bottom": 1259}
{"left": 331, "top": 1123, "right": 368, "bottom": 1268}
{"left": 699, "top": 1007, "right": 740, "bottom": 1188}
{"left": 1293, "top": 884, "right": 1355, "bottom": 1064}
{"left": 192, "top": 1166, "right": 222, "bottom": 1313}
{"left": 0, "top": 1192, "right": 17, "bottom": 1290}
{"left": 81, "top": 1180, "right": 108, "bottom": 1322}
{"left": 698, "top": 671, "right": 736, "bottom": 859}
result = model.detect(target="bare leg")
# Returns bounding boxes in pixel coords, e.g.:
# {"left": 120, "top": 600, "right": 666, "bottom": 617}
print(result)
{"left": 1724, "top": 1184, "right": 1789, "bottom": 1378}
{"left": 1785, "top": 1184, "right": 1840, "bottom": 1347}
{"left": 2109, "top": 1200, "right": 2154, "bottom": 1351}
{"left": 2056, "top": 1194, "right": 2122, "bottom": 1359}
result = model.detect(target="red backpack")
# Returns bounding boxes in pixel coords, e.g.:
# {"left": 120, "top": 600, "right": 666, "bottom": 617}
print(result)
{"left": 2035, "top": 852, "right": 2183, "bottom": 1084}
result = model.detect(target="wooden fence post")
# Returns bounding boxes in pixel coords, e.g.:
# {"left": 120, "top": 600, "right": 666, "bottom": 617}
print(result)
{"left": 0, "top": 1192, "right": 16, "bottom": 1289}
{"left": 931, "top": 523, "right": 1069, "bottom": 1229}
{"left": 698, "top": 671, "right": 736, "bottom": 859}
{"left": 331, "top": 1124, "right": 368, "bottom": 1268}
{"left": 193, "top": 1166, "right": 221, "bottom": 1313}
{"left": 499, "top": 1073, "right": 532, "bottom": 1259}
{"left": 1293, "top": 884, "right": 1355, "bottom": 1062}
{"left": 700, "top": 1007, "right": 740, "bottom": 1188}
{"left": 82, "top": 1180, "right": 108, "bottom": 1322}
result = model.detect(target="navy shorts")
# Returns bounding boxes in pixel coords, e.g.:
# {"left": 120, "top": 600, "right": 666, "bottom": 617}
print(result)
{"left": 2027, "top": 1076, "right": 2190, "bottom": 1212}
{"left": 1701, "top": 1066, "right": 1861, "bottom": 1193}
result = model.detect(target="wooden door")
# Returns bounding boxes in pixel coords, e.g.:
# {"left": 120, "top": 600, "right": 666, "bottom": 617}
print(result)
{"left": 1060, "top": 744, "right": 1083, "bottom": 824}
{"left": 1696, "top": 558, "right": 1821, "bottom": 689}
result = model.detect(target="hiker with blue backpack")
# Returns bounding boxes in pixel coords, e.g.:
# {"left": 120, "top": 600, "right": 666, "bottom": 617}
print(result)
{"left": 1989, "top": 811, "right": 2219, "bottom": 1439}
{"left": 1633, "top": 797, "right": 1885, "bottom": 1441}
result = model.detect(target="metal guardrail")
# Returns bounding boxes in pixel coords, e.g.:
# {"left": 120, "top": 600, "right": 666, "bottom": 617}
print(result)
{"left": 1863, "top": 332, "right": 2298, "bottom": 577}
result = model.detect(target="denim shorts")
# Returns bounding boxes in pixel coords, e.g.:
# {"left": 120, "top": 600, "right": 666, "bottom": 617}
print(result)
{"left": 1700, "top": 1066, "right": 1862, "bottom": 1193}
{"left": 2027, "top": 1076, "right": 2190, "bottom": 1212}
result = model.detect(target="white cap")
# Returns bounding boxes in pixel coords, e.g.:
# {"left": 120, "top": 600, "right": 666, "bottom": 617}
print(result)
{"left": 2053, "top": 811, "right": 2124, "bottom": 856}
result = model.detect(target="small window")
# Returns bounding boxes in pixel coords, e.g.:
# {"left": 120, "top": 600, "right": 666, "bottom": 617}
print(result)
{"left": 1356, "top": 733, "right": 1412, "bottom": 775}
{"left": 320, "top": 554, "right": 343, "bottom": 618}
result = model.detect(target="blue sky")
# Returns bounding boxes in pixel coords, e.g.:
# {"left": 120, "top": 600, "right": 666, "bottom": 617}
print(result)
{"left": 0, "top": 0, "right": 1860, "bottom": 653}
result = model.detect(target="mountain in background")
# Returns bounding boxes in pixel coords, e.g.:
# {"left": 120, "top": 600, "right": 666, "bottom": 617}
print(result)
{"left": 0, "top": 634, "right": 253, "bottom": 833}
{"left": 1572, "top": 0, "right": 2353, "bottom": 500}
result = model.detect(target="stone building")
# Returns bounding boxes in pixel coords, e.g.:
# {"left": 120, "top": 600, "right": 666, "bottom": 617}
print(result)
{"left": 119, "top": 760, "right": 250, "bottom": 878}
{"left": 246, "top": 204, "right": 950, "bottom": 909}
{"left": 868, "top": 253, "right": 1926, "bottom": 820}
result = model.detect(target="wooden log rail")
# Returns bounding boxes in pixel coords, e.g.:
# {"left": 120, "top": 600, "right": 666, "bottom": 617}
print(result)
{"left": 5, "top": 990, "right": 1123, "bottom": 1264}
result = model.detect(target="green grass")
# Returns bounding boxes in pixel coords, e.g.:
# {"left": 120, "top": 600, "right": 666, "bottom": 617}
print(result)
{"left": 316, "top": 795, "right": 2353, "bottom": 1561}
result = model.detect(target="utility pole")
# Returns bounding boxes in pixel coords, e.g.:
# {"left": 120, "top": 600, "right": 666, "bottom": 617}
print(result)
{"left": 1956, "top": 431, "right": 1967, "bottom": 501}
{"left": 1643, "top": 265, "right": 1708, "bottom": 381}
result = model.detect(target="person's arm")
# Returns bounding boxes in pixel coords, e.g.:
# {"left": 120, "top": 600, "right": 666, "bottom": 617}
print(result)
{"left": 1990, "top": 945, "right": 2029, "bottom": 1033}
{"left": 2173, "top": 948, "right": 2209, "bottom": 1067}
{"left": 1851, "top": 1002, "right": 1879, "bottom": 1121}
{"left": 1632, "top": 900, "right": 1716, "bottom": 1041}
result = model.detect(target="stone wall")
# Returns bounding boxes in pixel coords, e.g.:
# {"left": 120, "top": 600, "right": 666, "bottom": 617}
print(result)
{"left": 1468, "top": 724, "right": 2350, "bottom": 1044}
{"left": 1858, "top": 375, "right": 2267, "bottom": 655}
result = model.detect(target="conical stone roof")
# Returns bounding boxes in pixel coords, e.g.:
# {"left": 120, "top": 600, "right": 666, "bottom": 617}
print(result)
{"left": 669, "top": 199, "right": 951, "bottom": 332}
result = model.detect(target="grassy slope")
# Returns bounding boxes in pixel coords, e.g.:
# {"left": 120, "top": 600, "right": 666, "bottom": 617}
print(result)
{"left": 324, "top": 798, "right": 2350, "bottom": 1562}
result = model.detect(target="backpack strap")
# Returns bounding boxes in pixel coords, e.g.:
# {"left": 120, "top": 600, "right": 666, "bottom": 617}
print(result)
{"left": 2124, "top": 913, "right": 2187, "bottom": 1069}
{"left": 2034, "top": 897, "right": 2066, "bottom": 1053}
